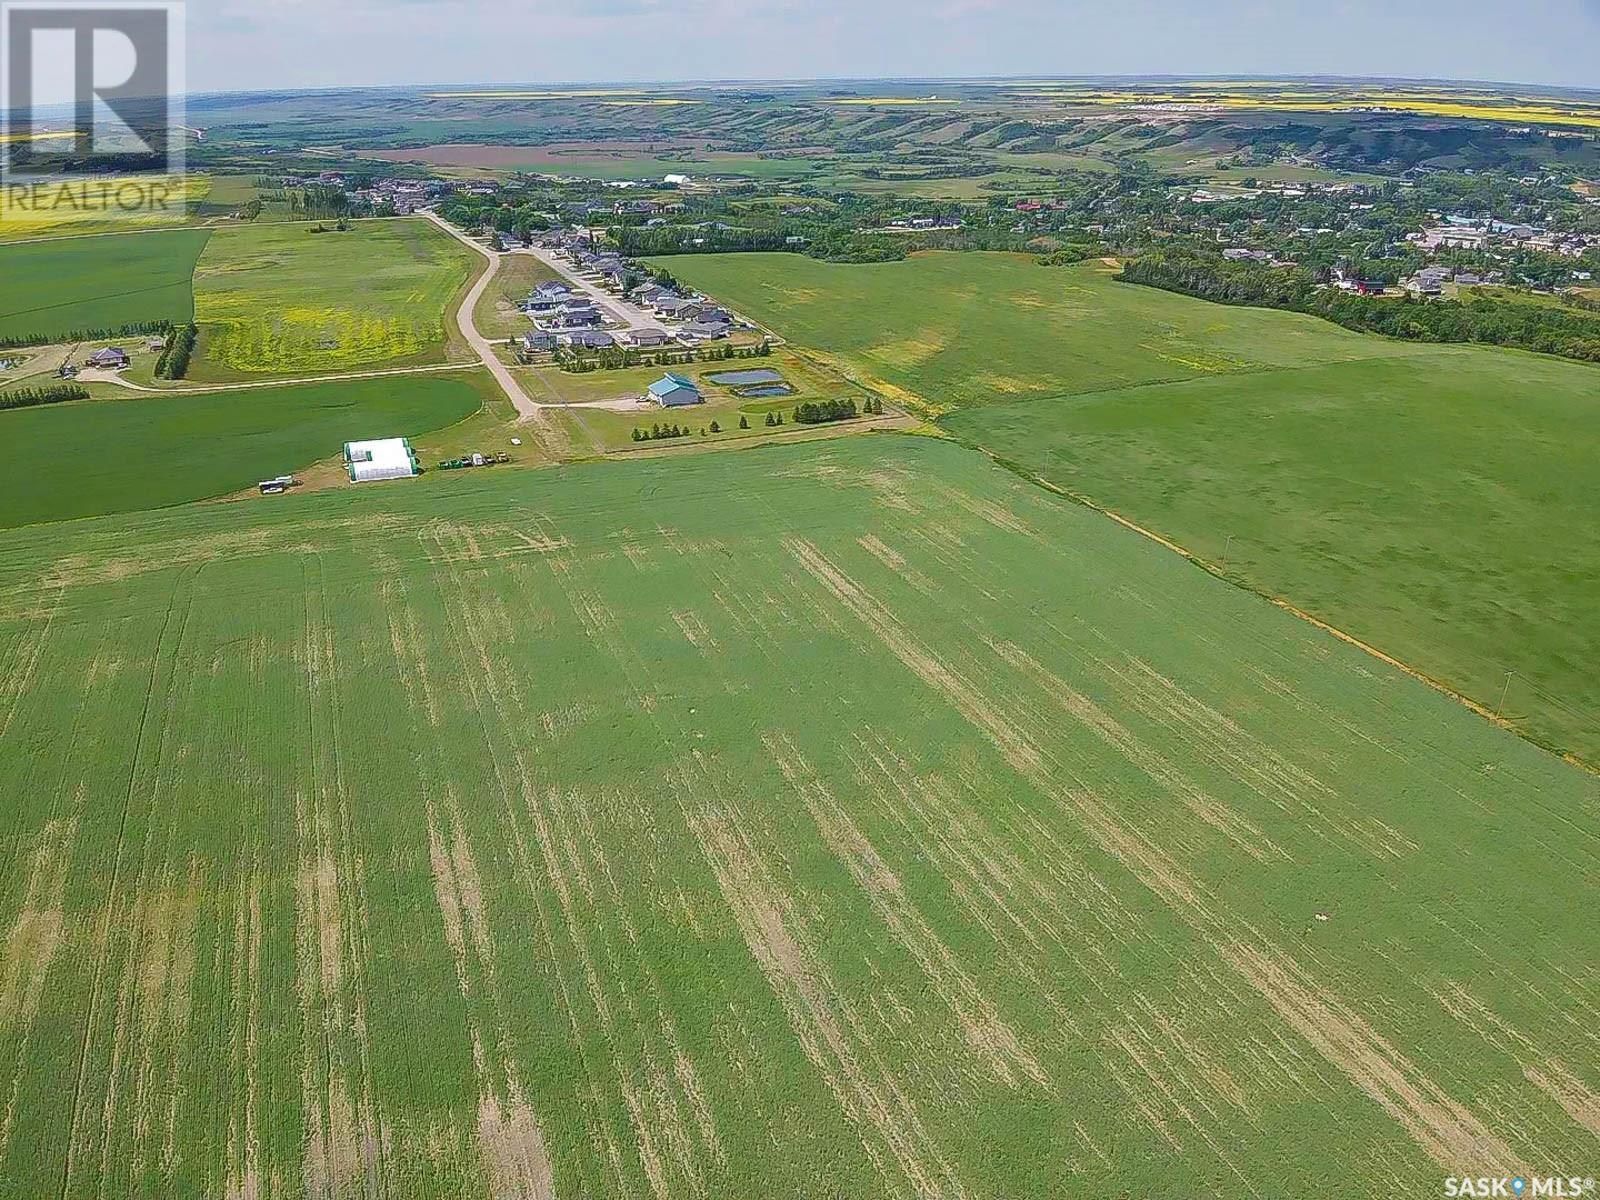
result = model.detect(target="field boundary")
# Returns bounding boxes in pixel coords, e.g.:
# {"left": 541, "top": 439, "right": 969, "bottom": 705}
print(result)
{"left": 973, "top": 444, "right": 1598, "bottom": 776}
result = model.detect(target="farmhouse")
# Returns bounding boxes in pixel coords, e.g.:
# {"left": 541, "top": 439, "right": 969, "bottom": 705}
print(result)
{"left": 86, "top": 346, "right": 130, "bottom": 369}
{"left": 647, "top": 372, "right": 702, "bottom": 407}
{"left": 344, "top": 437, "right": 419, "bottom": 483}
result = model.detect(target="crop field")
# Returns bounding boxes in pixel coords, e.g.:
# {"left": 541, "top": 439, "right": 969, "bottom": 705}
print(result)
{"left": 0, "top": 370, "right": 493, "bottom": 528}
{"left": 944, "top": 347, "right": 1600, "bottom": 765}
{"left": 0, "top": 229, "right": 210, "bottom": 345}
{"left": 190, "top": 218, "right": 478, "bottom": 379}
{"left": 0, "top": 175, "right": 211, "bottom": 242}
{"left": 0, "top": 435, "right": 1594, "bottom": 1198}
{"left": 652, "top": 252, "right": 1428, "bottom": 415}
{"left": 661, "top": 250, "right": 1600, "bottom": 764}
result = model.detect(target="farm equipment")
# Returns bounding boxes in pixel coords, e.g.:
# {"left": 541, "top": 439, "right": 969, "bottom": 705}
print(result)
{"left": 437, "top": 451, "right": 512, "bottom": 471}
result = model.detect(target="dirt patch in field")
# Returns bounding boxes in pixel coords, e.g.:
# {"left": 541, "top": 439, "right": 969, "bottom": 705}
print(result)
{"left": 1223, "top": 941, "right": 1512, "bottom": 1172}
{"left": 478, "top": 1086, "right": 556, "bottom": 1200}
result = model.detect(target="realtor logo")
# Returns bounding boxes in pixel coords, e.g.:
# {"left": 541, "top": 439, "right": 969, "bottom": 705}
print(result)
{"left": 1, "top": 1, "right": 185, "bottom": 217}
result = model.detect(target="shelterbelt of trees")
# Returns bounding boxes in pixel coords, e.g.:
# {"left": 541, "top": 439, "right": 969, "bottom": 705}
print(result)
{"left": 1121, "top": 251, "right": 1600, "bottom": 364}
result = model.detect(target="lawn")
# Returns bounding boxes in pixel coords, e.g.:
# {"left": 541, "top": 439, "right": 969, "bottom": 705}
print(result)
{"left": 651, "top": 252, "right": 1426, "bottom": 415}
{"left": 0, "top": 370, "right": 494, "bottom": 527}
{"left": 0, "top": 228, "right": 210, "bottom": 345}
{"left": 518, "top": 350, "right": 876, "bottom": 454}
{"left": 0, "top": 434, "right": 1594, "bottom": 1199}
{"left": 944, "top": 347, "right": 1600, "bottom": 764}
{"left": 190, "top": 217, "right": 478, "bottom": 380}
{"left": 471, "top": 252, "right": 563, "bottom": 340}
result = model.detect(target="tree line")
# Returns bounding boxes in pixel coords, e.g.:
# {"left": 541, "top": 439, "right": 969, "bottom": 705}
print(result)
{"left": 1120, "top": 252, "right": 1600, "bottom": 365}
{"left": 154, "top": 324, "right": 197, "bottom": 380}
{"left": 0, "top": 384, "right": 89, "bottom": 411}
{"left": 0, "top": 319, "right": 171, "bottom": 352}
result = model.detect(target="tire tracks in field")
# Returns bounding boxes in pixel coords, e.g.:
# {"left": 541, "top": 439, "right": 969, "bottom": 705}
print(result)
{"left": 781, "top": 534, "right": 1520, "bottom": 1178}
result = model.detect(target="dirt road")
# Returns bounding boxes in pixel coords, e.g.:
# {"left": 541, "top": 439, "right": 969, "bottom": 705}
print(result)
{"left": 420, "top": 209, "right": 544, "bottom": 417}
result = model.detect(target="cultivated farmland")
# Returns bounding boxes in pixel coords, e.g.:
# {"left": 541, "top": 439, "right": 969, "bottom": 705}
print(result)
{"left": 0, "top": 435, "right": 1594, "bottom": 1199}
{"left": 190, "top": 218, "right": 479, "bottom": 380}
{"left": 944, "top": 347, "right": 1600, "bottom": 765}
{"left": 659, "top": 249, "right": 1600, "bottom": 765}
{"left": 0, "top": 371, "right": 494, "bottom": 527}
{"left": 0, "top": 229, "right": 210, "bottom": 345}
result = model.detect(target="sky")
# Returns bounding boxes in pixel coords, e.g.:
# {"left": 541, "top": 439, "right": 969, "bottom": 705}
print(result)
{"left": 184, "top": 0, "right": 1600, "bottom": 94}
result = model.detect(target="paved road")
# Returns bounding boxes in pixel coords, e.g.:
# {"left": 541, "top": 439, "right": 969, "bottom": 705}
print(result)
{"left": 519, "top": 245, "right": 660, "bottom": 332}
{"left": 420, "top": 209, "right": 543, "bottom": 418}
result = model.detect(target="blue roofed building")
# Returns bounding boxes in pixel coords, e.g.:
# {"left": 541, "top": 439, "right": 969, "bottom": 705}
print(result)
{"left": 647, "top": 372, "right": 702, "bottom": 408}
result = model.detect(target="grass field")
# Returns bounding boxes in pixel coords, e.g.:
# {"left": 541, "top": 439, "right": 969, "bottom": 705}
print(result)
{"left": 471, "top": 253, "right": 562, "bottom": 340}
{"left": 0, "top": 229, "right": 210, "bottom": 345}
{"left": 190, "top": 218, "right": 478, "bottom": 380}
{"left": 652, "top": 252, "right": 1428, "bottom": 415}
{"left": 944, "top": 347, "right": 1600, "bottom": 764}
{"left": 0, "top": 371, "right": 494, "bottom": 527}
{"left": 659, "top": 250, "right": 1600, "bottom": 764}
{"left": 0, "top": 434, "right": 1594, "bottom": 1198}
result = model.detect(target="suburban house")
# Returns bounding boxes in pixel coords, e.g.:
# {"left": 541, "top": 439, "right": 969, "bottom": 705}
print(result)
{"left": 679, "top": 321, "right": 731, "bottom": 342}
{"left": 524, "top": 281, "right": 572, "bottom": 312}
{"left": 86, "top": 347, "right": 130, "bottom": 369}
{"left": 521, "top": 331, "right": 558, "bottom": 352}
{"left": 647, "top": 372, "right": 702, "bottom": 407}
{"left": 627, "top": 328, "right": 672, "bottom": 347}
{"left": 564, "top": 329, "right": 616, "bottom": 349}
{"left": 551, "top": 307, "right": 602, "bottom": 329}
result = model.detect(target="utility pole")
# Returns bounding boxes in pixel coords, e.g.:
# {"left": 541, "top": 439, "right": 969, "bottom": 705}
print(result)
{"left": 1496, "top": 671, "right": 1513, "bottom": 720}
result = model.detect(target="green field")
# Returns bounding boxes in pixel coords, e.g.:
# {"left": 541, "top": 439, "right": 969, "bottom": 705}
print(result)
{"left": 652, "top": 252, "right": 1428, "bottom": 414}
{"left": 660, "top": 250, "right": 1600, "bottom": 764}
{"left": 0, "top": 229, "right": 210, "bottom": 345}
{"left": 945, "top": 347, "right": 1600, "bottom": 763}
{"left": 191, "top": 218, "right": 478, "bottom": 379}
{"left": 0, "top": 371, "right": 493, "bottom": 527}
{"left": 0, "top": 435, "right": 1594, "bottom": 1198}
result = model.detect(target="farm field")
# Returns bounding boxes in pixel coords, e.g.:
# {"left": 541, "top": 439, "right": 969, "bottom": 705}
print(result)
{"left": 0, "top": 435, "right": 1595, "bottom": 1198}
{"left": 943, "top": 348, "right": 1600, "bottom": 765}
{"left": 0, "top": 174, "right": 211, "bottom": 242}
{"left": 652, "top": 252, "right": 1429, "bottom": 414}
{"left": 661, "top": 249, "right": 1600, "bottom": 763}
{"left": 0, "top": 370, "right": 494, "bottom": 528}
{"left": 190, "top": 217, "right": 479, "bottom": 380}
{"left": 0, "top": 228, "right": 210, "bottom": 345}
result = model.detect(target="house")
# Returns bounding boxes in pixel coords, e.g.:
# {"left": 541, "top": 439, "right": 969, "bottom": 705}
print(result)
{"left": 552, "top": 308, "right": 602, "bottom": 328}
{"left": 564, "top": 330, "right": 616, "bottom": 349}
{"left": 652, "top": 296, "right": 695, "bottom": 317}
{"left": 628, "top": 328, "right": 672, "bottom": 347}
{"left": 647, "top": 372, "right": 702, "bottom": 407}
{"left": 680, "top": 321, "right": 731, "bottom": 341}
{"left": 86, "top": 347, "right": 130, "bottom": 369}
{"left": 521, "top": 331, "right": 558, "bottom": 352}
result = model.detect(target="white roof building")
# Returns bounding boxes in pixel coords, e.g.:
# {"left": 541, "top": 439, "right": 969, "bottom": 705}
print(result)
{"left": 344, "top": 438, "right": 418, "bottom": 483}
